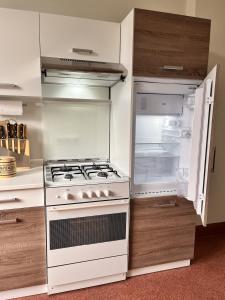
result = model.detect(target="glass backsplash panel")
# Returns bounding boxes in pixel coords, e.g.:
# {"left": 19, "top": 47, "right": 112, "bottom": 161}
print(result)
{"left": 42, "top": 101, "right": 110, "bottom": 160}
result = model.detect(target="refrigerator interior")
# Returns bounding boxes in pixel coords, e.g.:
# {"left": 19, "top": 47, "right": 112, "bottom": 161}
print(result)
{"left": 133, "top": 82, "right": 197, "bottom": 197}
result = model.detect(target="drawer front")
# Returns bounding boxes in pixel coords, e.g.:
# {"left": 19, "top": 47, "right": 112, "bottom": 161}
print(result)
{"left": 40, "top": 13, "right": 120, "bottom": 63}
{"left": 0, "top": 207, "right": 46, "bottom": 291}
{"left": 0, "top": 188, "right": 44, "bottom": 210}
{"left": 129, "top": 196, "right": 196, "bottom": 270}
{"left": 48, "top": 255, "right": 127, "bottom": 290}
{"left": 133, "top": 9, "right": 210, "bottom": 79}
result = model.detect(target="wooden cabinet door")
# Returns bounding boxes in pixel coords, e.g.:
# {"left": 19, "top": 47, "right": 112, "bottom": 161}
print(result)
{"left": 129, "top": 196, "right": 196, "bottom": 270}
{"left": 0, "top": 8, "right": 41, "bottom": 97}
{"left": 0, "top": 207, "right": 46, "bottom": 291}
{"left": 40, "top": 13, "right": 120, "bottom": 63}
{"left": 133, "top": 9, "right": 210, "bottom": 79}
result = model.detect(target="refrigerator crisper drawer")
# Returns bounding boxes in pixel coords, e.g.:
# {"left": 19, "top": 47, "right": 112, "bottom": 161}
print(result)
{"left": 48, "top": 255, "right": 127, "bottom": 294}
{"left": 134, "top": 155, "right": 179, "bottom": 183}
{"left": 136, "top": 93, "right": 183, "bottom": 115}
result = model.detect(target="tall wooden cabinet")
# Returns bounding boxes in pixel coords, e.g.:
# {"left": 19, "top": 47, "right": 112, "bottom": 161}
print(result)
{"left": 133, "top": 9, "right": 211, "bottom": 79}
{"left": 0, "top": 207, "right": 46, "bottom": 291}
{"left": 116, "top": 8, "right": 212, "bottom": 274}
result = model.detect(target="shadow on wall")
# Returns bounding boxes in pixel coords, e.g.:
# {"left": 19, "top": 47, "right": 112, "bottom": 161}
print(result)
{"left": 207, "top": 52, "right": 225, "bottom": 223}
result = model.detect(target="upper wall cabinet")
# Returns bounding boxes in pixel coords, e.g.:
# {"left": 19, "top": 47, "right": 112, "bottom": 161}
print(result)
{"left": 0, "top": 9, "right": 41, "bottom": 97}
{"left": 40, "top": 13, "right": 120, "bottom": 63}
{"left": 133, "top": 9, "right": 211, "bottom": 79}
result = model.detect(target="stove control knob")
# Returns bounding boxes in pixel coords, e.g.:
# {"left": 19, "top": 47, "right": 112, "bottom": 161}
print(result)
{"left": 103, "top": 190, "right": 110, "bottom": 197}
{"left": 95, "top": 190, "right": 101, "bottom": 198}
{"left": 63, "top": 192, "right": 73, "bottom": 200}
{"left": 100, "top": 191, "right": 105, "bottom": 197}
{"left": 87, "top": 191, "right": 93, "bottom": 198}
{"left": 77, "top": 191, "right": 84, "bottom": 199}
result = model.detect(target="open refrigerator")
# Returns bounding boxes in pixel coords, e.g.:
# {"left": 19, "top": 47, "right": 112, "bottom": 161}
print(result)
{"left": 131, "top": 66, "right": 217, "bottom": 225}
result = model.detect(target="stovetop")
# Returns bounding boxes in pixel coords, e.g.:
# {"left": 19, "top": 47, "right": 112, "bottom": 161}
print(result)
{"left": 44, "top": 160, "right": 128, "bottom": 187}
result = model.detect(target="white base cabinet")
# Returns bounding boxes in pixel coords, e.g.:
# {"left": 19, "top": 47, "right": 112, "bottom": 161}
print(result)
{"left": 0, "top": 8, "right": 41, "bottom": 97}
{"left": 40, "top": 13, "right": 120, "bottom": 63}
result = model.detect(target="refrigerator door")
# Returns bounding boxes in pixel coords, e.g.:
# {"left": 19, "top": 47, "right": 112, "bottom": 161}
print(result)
{"left": 188, "top": 65, "right": 217, "bottom": 226}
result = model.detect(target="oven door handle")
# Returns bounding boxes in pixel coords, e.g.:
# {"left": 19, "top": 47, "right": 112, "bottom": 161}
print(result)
{"left": 49, "top": 199, "right": 129, "bottom": 212}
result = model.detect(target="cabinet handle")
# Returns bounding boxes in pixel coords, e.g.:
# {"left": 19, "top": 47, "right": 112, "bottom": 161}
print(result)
{"left": 211, "top": 146, "right": 216, "bottom": 173}
{"left": 0, "top": 83, "right": 20, "bottom": 89}
{"left": 152, "top": 202, "right": 176, "bottom": 208}
{"left": 162, "top": 65, "right": 184, "bottom": 71}
{"left": 0, "top": 218, "right": 19, "bottom": 225}
{"left": 0, "top": 197, "right": 20, "bottom": 203}
{"left": 72, "top": 48, "right": 94, "bottom": 55}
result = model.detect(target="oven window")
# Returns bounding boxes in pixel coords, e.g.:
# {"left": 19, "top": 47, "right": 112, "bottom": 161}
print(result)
{"left": 49, "top": 213, "right": 127, "bottom": 250}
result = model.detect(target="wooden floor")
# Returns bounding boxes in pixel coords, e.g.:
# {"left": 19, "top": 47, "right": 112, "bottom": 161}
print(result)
{"left": 17, "top": 225, "right": 225, "bottom": 300}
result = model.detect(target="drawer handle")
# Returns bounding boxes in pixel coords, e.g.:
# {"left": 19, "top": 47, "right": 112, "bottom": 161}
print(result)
{"left": 72, "top": 48, "right": 94, "bottom": 55}
{"left": 153, "top": 202, "right": 176, "bottom": 208}
{"left": 0, "top": 83, "right": 20, "bottom": 89}
{"left": 0, "top": 218, "right": 19, "bottom": 225}
{"left": 0, "top": 197, "right": 20, "bottom": 203}
{"left": 162, "top": 65, "right": 184, "bottom": 71}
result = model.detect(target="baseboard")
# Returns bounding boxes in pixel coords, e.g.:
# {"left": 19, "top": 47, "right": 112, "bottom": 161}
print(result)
{"left": 127, "top": 259, "right": 190, "bottom": 277}
{"left": 0, "top": 284, "right": 47, "bottom": 300}
{"left": 196, "top": 222, "right": 225, "bottom": 237}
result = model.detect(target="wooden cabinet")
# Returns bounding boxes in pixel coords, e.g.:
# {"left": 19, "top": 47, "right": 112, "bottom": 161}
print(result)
{"left": 0, "top": 207, "right": 46, "bottom": 291}
{"left": 0, "top": 8, "right": 41, "bottom": 97}
{"left": 133, "top": 9, "right": 211, "bottom": 79}
{"left": 40, "top": 13, "right": 120, "bottom": 63}
{"left": 129, "top": 196, "right": 196, "bottom": 270}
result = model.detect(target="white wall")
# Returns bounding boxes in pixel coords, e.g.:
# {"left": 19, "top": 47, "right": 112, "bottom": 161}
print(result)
{"left": 0, "top": 0, "right": 186, "bottom": 21}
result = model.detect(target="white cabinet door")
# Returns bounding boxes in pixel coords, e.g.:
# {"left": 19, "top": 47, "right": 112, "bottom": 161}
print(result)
{"left": 188, "top": 65, "right": 217, "bottom": 225}
{"left": 40, "top": 13, "right": 120, "bottom": 63}
{"left": 0, "top": 9, "right": 41, "bottom": 97}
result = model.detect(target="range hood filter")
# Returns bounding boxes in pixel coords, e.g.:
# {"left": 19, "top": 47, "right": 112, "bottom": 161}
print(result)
{"left": 41, "top": 57, "right": 127, "bottom": 88}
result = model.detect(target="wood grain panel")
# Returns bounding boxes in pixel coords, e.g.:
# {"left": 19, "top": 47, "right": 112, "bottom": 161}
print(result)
{"left": 133, "top": 9, "right": 211, "bottom": 79}
{"left": 129, "top": 196, "right": 196, "bottom": 270}
{"left": 0, "top": 207, "right": 46, "bottom": 291}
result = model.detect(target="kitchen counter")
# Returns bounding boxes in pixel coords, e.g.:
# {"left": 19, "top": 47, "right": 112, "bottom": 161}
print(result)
{"left": 0, "top": 160, "right": 44, "bottom": 191}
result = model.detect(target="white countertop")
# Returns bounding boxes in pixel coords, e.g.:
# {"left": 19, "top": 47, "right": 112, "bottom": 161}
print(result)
{"left": 0, "top": 160, "right": 44, "bottom": 191}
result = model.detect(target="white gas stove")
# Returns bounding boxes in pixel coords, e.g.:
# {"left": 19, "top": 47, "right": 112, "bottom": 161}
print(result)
{"left": 44, "top": 160, "right": 130, "bottom": 295}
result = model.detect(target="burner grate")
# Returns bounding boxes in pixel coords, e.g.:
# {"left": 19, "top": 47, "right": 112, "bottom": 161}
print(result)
{"left": 51, "top": 164, "right": 86, "bottom": 182}
{"left": 47, "top": 162, "right": 121, "bottom": 183}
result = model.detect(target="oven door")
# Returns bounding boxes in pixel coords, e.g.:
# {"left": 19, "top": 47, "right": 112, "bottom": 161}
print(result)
{"left": 46, "top": 199, "right": 129, "bottom": 267}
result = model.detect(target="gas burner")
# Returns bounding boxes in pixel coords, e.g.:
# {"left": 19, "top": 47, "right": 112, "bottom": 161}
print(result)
{"left": 65, "top": 174, "right": 73, "bottom": 180}
{"left": 97, "top": 171, "right": 108, "bottom": 178}
{"left": 60, "top": 166, "right": 73, "bottom": 172}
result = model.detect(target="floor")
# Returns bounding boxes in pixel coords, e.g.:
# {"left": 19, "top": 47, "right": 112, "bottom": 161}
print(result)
{"left": 17, "top": 228, "right": 225, "bottom": 300}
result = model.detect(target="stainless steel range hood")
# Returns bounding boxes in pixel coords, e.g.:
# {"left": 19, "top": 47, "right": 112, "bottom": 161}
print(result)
{"left": 41, "top": 57, "right": 127, "bottom": 88}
